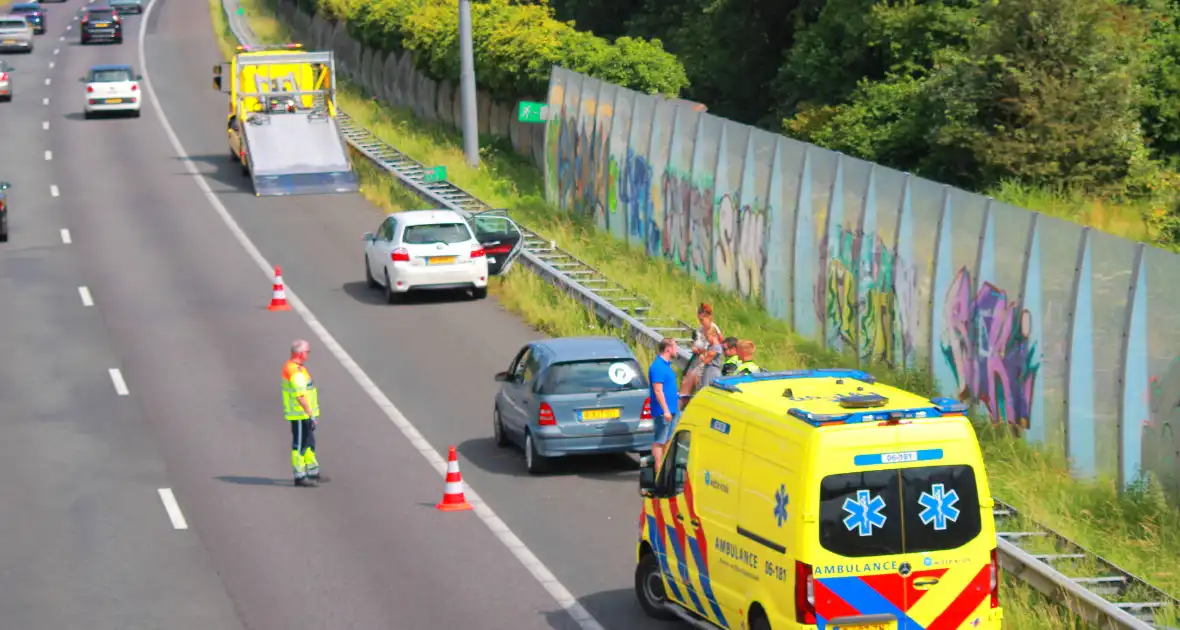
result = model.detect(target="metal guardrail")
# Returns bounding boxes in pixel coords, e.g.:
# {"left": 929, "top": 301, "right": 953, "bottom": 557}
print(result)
{"left": 219, "top": 3, "right": 1180, "bottom": 628}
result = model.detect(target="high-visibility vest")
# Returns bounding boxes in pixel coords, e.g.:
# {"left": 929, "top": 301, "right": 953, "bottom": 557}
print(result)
{"left": 721, "top": 355, "right": 741, "bottom": 375}
{"left": 282, "top": 360, "right": 319, "bottom": 420}
{"left": 737, "top": 361, "right": 761, "bottom": 375}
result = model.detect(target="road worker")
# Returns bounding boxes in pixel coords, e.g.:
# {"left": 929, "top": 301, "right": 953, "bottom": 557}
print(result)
{"left": 282, "top": 339, "right": 321, "bottom": 487}
{"left": 736, "top": 339, "right": 762, "bottom": 375}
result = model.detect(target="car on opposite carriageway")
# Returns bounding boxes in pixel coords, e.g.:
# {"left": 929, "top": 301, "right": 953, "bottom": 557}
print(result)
{"left": 80, "top": 6, "right": 122, "bottom": 45}
{"left": 82, "top": 64, "right": 143, "bottom": 118}
{"left": 8, "top": 3, "right": 45, "bottom": 35}
{"left": 1, "top": 180, "right": 13, "bottom": 243}
{"left": 493, "top": 336, "right": 655, "bottom": 474}
{"left": 108, "top": 0, "right": 144, "bottom": 15}
{"left": 0, "top": 16, "right": 34, "bottom": 53}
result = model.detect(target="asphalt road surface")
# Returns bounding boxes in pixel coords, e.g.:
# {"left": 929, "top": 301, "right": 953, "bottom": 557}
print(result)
{"left": 0, "top": 0, "right": 676, "bottom": 628}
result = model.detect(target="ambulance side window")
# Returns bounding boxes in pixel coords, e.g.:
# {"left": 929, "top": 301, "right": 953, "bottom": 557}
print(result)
{"left": 659, "top": 431, "right": 692, "bottom": 495}
{"left": 818, "top": 471, "right": 904, "bottom": 558}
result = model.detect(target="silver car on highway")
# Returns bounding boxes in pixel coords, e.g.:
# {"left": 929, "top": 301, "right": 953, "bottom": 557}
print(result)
{"left": 0, "top": 16, "right": 33, "bottom": 54}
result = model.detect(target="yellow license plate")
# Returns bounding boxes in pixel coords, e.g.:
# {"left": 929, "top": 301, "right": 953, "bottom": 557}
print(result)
{"left": 95, "top": 22, "right": 110, "bottom": 26}
{"left": 833, "top": 624, "right": 892, "bottom": 630}
{"left": 428, "top": 256, "right": 455, "bottom": 265}
{"left": 580, "top": 408, "right": 620, "bottom": 421}
{"left": 2, "top": 40, "right": 15, "bottom": 44}
{"left": 106, "top": 98, "right": 123, "bottom": 103}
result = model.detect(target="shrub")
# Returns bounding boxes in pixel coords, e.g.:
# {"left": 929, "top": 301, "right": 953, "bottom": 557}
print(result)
{"left": 320, "top": 0, "right": 688, "bottom": 101}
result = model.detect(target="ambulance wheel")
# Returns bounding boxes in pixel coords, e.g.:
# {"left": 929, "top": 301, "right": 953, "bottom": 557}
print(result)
{"left": 524, "top": 431, "right": 548, "bottom": 475}
{"left": 635, "top": 552, "right": 676, "bottom": 621}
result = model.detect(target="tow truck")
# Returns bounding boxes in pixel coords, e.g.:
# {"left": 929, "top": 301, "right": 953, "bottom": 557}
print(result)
{"left": 213, "top": 43, "right": 359, "bottom": 196}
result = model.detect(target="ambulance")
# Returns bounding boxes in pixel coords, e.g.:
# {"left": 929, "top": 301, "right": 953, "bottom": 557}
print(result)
{"left": 634, "top": 368, "right": 1003, "bottom": 630}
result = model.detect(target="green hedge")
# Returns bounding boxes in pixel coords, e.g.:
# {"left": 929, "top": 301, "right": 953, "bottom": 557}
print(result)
{"left": 304, "top": 0, "right": 689, "bottom": 102}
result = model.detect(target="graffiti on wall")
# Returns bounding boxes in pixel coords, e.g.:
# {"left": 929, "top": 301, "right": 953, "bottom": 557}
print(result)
{"left": 555, "top": 106, "right": 612, "bottom": 224}
{"left": 714, "top": 194, "right": 767, "bottom": 300}
{"left": 1144, "top": 358, "right": 1180, "bottom": 493}
{"left": 818, "top": 226, "right": 919, "bottom": 366}
{"left": 619, "top": 149, "right": 659, "bottom": 255}
{"left": 940, "top": 269, "right": 1040, "bottom": 428}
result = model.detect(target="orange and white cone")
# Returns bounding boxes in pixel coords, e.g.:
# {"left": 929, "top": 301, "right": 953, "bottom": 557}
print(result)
{"left": 268, "top": 265, "right": 291, "bottom": 311}
{"left": 436, "top": 445, "right": 473, "bottom": 512}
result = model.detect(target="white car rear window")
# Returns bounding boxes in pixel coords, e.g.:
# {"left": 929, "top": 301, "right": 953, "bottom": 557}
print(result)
{"left": 92, "top": 70, "right": 133, "bottom": 82}
{"left": 402, "top": 223, "right": 471, "bottom": 245}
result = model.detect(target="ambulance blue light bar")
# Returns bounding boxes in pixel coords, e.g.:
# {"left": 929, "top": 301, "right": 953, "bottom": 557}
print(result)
{"left": 709, "top": 368, "right": 877, "bottom": 393}
{"left": 787, "top": 396, "right": 970, "bottom": 428}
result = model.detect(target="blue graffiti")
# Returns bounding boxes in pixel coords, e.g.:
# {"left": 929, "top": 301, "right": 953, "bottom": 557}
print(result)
{"left": 619, "top": 148, "right": 660, "bottom": 256}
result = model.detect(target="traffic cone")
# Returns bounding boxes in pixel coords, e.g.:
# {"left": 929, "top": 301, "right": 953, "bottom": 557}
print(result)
{"left": 436, "top": 445, "right": 473, "bottom": 512}
{"left": 268, "top": 265, "right": 291, "bottom": 311}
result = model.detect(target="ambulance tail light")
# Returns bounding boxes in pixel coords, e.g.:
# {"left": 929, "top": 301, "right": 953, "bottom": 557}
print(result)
{"left": 795, "top": 561, "right": 816, "bottom": 624}
{"left": 641, "top": 398, "right": 652, "bottom": 420}
{"left": 990, "top": 548, "right": 1000, "bottom": 608}
{"left": 538, "top": 402, "right": 556, "bottom": 426}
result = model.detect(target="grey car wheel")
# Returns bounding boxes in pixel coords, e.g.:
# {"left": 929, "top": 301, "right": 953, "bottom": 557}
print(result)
{"left": 493, "top": 408, "right": 510, "bottom": 447}
{"left": 524, "top": 431, "right": 548, "bottom": 475}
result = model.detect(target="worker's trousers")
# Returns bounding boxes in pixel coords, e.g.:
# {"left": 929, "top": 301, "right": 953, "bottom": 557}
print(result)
{"left": 290, "top": 419, "right": 320, "bottom": 479}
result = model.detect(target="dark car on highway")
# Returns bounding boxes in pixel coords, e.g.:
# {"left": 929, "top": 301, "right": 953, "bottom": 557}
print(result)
{"left": 9, "top": 3, "right": 45, "bottom": 35}
{"left": 80, "top": 7, "right": 122, "bottom": 45}
{"left": 1, "top": 181, "right": 12, "bottom": 243}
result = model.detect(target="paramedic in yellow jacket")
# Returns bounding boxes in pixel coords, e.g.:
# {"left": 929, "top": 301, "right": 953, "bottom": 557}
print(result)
{"left": 282, "top": 339, "right": 321, "bottom": 487}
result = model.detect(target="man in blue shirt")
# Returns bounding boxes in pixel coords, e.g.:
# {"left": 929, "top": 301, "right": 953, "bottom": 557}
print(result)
{"left": 648, "top": 338, "right": 681, "bottom": 469}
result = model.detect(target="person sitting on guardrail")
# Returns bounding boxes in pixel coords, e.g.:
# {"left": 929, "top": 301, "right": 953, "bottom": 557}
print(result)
{"left": 680, "top": 303, "right": 722, "bottom": 397}
{"left": 699, "top": 328, "right": 725, "bottom": 389}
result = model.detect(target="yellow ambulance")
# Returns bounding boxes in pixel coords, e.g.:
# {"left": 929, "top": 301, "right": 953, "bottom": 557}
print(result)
{"left": 635, "top": 368, "right": 1003, "bottom": 630}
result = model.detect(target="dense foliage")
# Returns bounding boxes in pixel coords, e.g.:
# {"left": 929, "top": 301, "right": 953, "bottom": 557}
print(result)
{"left": 297, "top": 0, "right": 688, "bottom": 101}
{"left": 549, "top": 0, "right": 1180, "bottom": 240}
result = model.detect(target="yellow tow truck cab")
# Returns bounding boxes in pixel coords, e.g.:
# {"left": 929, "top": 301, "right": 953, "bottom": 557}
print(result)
{"left": 636, "top": 369, "right": 1003, "bottom": 630}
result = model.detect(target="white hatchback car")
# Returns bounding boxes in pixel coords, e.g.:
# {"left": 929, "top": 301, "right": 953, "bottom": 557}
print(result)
{"left": 82, "top": 64, "right": 142, "bottom": 118}
{"left": 363, "top": 209, "right": 493, "bottom": 302}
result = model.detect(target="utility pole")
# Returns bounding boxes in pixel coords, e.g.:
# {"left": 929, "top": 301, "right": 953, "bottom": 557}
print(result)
{"left": 458, "top": 0, "right": 479, "bottom": 168}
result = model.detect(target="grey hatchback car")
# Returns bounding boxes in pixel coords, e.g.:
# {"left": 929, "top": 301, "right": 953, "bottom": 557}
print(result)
{"left": 493, "top": 336, "right": 654, "bottom": 474}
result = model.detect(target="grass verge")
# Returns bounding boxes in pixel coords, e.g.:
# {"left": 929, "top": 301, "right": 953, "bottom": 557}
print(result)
{"left": 211, "top": 0, "right": 1180, "bottom": 625}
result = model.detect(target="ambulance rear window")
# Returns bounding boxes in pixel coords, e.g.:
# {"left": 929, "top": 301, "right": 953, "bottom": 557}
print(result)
{"left": 819, "top": 465, "right": 982, "bottom": 558}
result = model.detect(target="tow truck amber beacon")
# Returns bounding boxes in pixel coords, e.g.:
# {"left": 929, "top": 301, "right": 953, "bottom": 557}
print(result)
{"left": 212, "top": 43, "right": 360, "bottom": 197}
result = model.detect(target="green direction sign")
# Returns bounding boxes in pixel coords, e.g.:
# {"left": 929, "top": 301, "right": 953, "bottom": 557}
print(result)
{"left": 422, "top": 165, "right": 447, "bottom": 184}
{"left": 517, "top": 101, "right": 549, "bottom": 124}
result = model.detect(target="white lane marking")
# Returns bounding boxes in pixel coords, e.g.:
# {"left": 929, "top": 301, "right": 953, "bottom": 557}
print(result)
{"left": 108, "top": 368, "right": 129, "bottom": 396}
{"left": 59, "top": 228, "right": 71, "bottom": 243}
{"left": 42, "top": 121, "right": 49, "bottom": 130}
{"left": 137, "top": 3, "right": 605, "bottom": 628}
{"left": 59, "top": 35, "right": 64, "bottom": 41}
{"left": 50, "top": 184, "right": 59, "bottom": 197}
{"left": 157, "top": 489, "right": 189, "bottom": 530}
{"left": 44, "top": 150, "right": 52, "bottom": 161}
{"left": 53, "top": 48, "right": 59, "bottom": 55}
{"left": 49, "top": 61, "right": 54, "bottom": 69}
{"left": 44, "top": 78, "right": 51, "bottom": 86}
{"left": 65, "top": 25, "right": 71, "bottom": 31}
{"left": 78, "top": 286, "right": 94, "bottom": 306}
{"left": 42, "top": 97, "right": 48, "bottom": 106}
